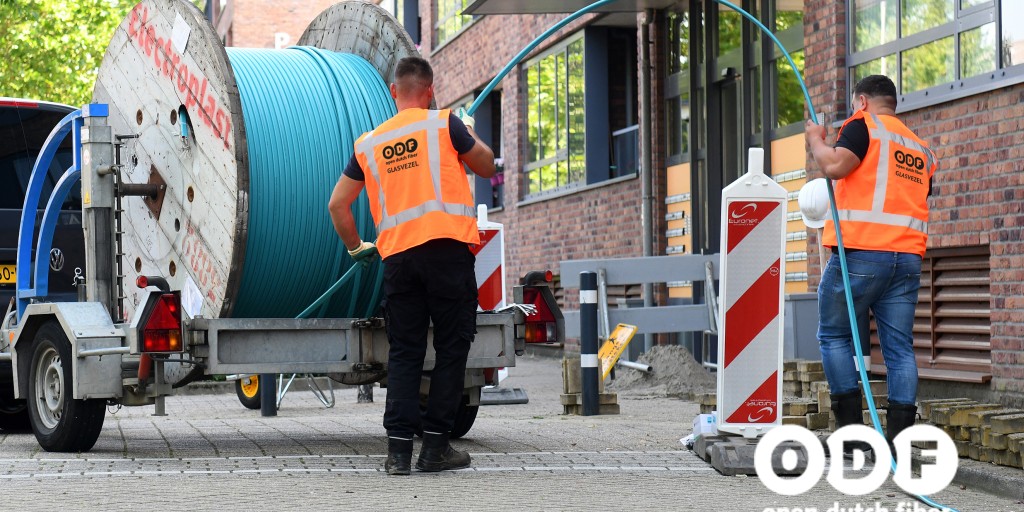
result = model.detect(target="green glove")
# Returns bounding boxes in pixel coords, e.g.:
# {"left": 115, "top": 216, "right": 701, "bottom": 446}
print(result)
{"left": 457, "top": 107, "right": 475, "bottom": 130}
{"left": 347, "top": 241, "right": 377, "bottom": 262}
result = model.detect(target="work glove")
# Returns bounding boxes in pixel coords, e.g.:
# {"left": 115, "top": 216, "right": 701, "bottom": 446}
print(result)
{"left": 347, "top": 241, "right": 377, "bottom": 263}
{"left": 457, "top": 107, "right": 475, "bottom": 130}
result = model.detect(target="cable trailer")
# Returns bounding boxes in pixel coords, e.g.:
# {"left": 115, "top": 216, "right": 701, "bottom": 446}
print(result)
{"left": 0, "top": 0, "right": 563, "bottom": 453}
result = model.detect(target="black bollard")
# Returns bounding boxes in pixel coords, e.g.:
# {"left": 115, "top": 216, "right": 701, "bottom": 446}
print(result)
{"left": 580, "top": 271, "right": 599, "bottom": 416}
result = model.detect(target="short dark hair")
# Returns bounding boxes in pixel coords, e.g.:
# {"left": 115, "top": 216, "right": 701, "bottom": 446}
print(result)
{"left": 395, "top": 56, "right": 433, "bottom": 85}
{"left": 853, "top": 75, "right": 897, "bottom": 107}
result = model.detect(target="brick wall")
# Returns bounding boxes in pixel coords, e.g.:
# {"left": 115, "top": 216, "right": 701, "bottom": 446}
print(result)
{"left": 229, "top": 0, "right": 338, "bottom": 48}
{"left": 803, "top": 0, "right": 848, "bottom": 289}
{"left": 805, "top": 1, "right": 1024, "bottom": 405}
{"left": 915, "top": 86, "right": 1024, "bottom": 406}
{"left": 420, "top": 3, "right": 648, "bottom": 324}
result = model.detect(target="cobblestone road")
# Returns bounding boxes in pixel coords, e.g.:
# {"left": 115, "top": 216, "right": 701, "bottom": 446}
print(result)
{"left": 0, "top": 355, "right": 1018, "bottom": 511}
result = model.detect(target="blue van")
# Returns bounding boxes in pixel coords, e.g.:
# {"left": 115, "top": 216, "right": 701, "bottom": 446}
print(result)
{"left": 0, "top": 98, "right": 86, "bottom": 430}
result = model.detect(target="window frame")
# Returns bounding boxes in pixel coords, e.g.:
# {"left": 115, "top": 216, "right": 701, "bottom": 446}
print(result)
{"left": 433, "top": 0, "right": 477, "bottom": 51}
{"left": 846, "top": 0, "right": 1024, "bottom": 114}
{"left": 520, "top": 32, "right": 587, "bottom": 200}
{"left": 665, "top": 9, "right": 692, "bottom": 167}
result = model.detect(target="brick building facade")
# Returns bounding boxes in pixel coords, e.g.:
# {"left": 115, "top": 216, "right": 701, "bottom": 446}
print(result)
{"left": 209, "top": 0, "right": 352, "bottom": 48}
{"left": 417, "top": 1, "right": 1024, "bottom": 406}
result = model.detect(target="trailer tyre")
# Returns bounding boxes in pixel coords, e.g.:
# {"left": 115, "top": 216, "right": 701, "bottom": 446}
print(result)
{"left": 28, "top": 321, "right": 106, "bottom": 452}
{"left": 450, "top": 401, "right": 479, "bottom": 439}
{"left": 235, "top": 376, "right": 261, "bottom": 410}
{"left": 416, "top": 397, "right": 479, "bottom": 439}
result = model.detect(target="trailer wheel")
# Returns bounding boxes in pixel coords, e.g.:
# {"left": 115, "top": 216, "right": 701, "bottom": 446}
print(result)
{"left": 235, "top": 375, "right": 261, "bottom": 410}
{"left": 415, "top": 397, "right": 479, "bottom": 439}
{"left": 450, "top": 401, "right": 479, "bottom": 439}
{"left": 28, "top": 321, "right": 106, "bottom": 452}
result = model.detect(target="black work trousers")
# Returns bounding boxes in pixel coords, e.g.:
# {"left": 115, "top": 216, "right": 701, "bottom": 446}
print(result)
{"left": 381, "top": 238, "right": 477, "bottom": 439}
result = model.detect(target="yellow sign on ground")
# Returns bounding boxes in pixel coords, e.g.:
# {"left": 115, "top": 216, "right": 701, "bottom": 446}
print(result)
{"left": 598, "top": 323, "right": 639, "bottom": 380}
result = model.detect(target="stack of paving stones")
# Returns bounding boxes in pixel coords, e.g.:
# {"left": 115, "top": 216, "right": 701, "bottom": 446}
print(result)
{"left": 694, "top": 365, "right": 1024, "bottom": 472}
{"left": 694, "top": 360, "right": 873, "bottom": 430}
{"left": 560, "top": 358, "right": 619, "bottom": 415}
{"left": 922, "top": 398, "right": 1024, "bottom": 469}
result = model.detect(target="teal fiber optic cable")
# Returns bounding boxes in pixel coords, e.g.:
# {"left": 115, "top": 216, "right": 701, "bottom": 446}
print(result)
{"left": 226, "top": 47, "right": 393, "bottom": 318}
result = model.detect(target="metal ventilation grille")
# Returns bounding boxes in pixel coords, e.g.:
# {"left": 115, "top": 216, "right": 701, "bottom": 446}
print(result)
{"left": 870, "top": 246, "right": 992, "bottom": 383}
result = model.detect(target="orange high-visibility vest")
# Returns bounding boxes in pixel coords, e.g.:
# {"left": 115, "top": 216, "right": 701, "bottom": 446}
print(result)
{"left": 354, "top": 108, "right": 478, "bottom": 259}
{"left": 822, "top": 110, "right": 938, "bottom": 256}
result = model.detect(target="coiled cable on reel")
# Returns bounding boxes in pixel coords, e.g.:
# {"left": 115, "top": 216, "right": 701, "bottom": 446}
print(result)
{"left": 224, "top": 46, "right": 395, "bottom": 318}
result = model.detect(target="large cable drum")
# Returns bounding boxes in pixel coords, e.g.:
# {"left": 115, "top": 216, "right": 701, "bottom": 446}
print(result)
{"left": 92, "top": 0, "right": 419, "bottom": 321}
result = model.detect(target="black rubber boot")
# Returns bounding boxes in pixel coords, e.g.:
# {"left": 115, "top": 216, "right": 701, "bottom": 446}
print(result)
{"left": 384, "top": 437, "right": 413, "bottom": 476}
{"left": 831, "top": 389, "right": 873, "bottom": 458}
{"left": 886, "top": 403, "right": 918, "bottom": 462}
{"left": 416, "top": 432, "right": 471, "bottom": 472}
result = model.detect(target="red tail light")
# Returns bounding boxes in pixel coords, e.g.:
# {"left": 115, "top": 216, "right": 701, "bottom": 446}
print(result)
{"left": 143, "top": 293, "right": 183, "bottom": 352}
{"left": 523, "top": 287, "right": 558, "bottom": 343}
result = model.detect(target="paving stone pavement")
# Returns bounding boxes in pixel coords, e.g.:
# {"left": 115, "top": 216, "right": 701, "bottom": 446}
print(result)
{"left": 0, "top": 354, "right": 1019, "bottom": 511}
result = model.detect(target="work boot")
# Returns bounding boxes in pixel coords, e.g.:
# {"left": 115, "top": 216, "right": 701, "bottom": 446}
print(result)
{"left": 886, "top": 403, "right": 918, "bottom": 463}
{"left": 384, "top": 437, "right": 413, "bottom": 476}
{"left": 416, "top": 431, "right": 471, "bottom": 472}
{"left": 830, "top": 389, "right": 873, "bottom": 458}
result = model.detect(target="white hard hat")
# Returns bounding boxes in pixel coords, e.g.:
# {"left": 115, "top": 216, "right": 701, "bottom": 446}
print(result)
{"left": 798, "top": 178, "right": 831, "bottom": 229}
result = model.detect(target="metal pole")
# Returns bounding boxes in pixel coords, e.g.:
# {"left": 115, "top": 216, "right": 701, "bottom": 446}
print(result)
{"left": 639, "top": 9, "right": 655, "bottom": 353}
{"left": 580, "top": 271, "right": 599, "bottom": 416}
{"left": 260, "top": 373, "right": 277, "bottom": 417}
{"left": 617, "top": 360, "right": 653, "bottom": 373}
{"left": 357, "top": 383, "right": 373, "bottom": 403}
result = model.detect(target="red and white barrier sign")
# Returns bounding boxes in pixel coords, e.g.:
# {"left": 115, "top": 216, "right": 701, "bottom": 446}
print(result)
{"left": 716, "top": 148, "right": 787, "bottom": 438}
{"left": 470, "top": 205, "right": 506, "bottom": 311}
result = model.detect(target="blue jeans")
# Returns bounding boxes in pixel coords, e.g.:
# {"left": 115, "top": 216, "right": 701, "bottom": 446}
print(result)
{"left": 817, "top": 250, "right": 922, "bottom": 406}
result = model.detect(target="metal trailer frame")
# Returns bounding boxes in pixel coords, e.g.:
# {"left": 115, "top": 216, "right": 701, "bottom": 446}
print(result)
{"left": 0, "top": 104, "right": 524, "bottom": 443}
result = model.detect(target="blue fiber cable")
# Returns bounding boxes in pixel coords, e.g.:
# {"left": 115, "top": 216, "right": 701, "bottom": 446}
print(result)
{"left": 710, "top": 1, "right": 956, "bottom": 510}
{"left": 226, "top": 47, "right": 393, "bottom": 318}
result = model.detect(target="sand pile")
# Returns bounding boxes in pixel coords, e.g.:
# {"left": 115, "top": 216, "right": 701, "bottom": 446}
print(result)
{"left": 608, "top": 345, "right": 715, "bottom": 398}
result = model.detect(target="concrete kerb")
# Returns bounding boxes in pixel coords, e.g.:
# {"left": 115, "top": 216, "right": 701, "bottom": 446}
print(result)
{"left": 941, "top": 455, "right": 1024, "bottom": 501}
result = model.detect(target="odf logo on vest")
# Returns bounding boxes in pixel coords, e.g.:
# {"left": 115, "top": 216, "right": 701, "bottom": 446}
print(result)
{"left": 893, "top": 150, "right": 925, "bottom": 170}
{"left": 754, "top": 424, "right": 958, "bottom": 497}
{"left": 381, "top": 138, "right": 419, "bottom": 160}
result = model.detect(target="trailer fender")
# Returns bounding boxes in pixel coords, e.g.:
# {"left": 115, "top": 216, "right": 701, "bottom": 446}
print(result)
{"left": 12, "top": 303, "right": 124, "bottom": 400}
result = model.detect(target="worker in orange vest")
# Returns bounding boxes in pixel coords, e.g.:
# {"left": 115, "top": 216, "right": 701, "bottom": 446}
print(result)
{"left": 329, "top": 56, "right": 496, "bottom": 475}
{"left": 805, "top": 75, "right": 937, "bottom": 457}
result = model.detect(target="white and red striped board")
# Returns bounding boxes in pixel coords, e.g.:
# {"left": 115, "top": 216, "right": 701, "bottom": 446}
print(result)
{"left": 470, "top": 205, "right": 506, "bottom": 311}
{"left": 716, "top": 148, "right": 787, "bottom": 438}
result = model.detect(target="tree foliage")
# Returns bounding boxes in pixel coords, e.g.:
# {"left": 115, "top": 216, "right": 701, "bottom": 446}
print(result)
{"left": 0, "top": 0, "right": 136, "bottom": 106}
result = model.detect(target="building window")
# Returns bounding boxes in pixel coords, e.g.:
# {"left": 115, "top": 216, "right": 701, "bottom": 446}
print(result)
{"left": 773, "top": 4, "right": 804, "bottom": 129}
{"left": 435, "top": 0, "right": 473, "bottom": 47}
{"left": 523, "top": 37, "right": 585, "bottom": 196}
{"left": 450, "top": 90, "right": 504, "bottom": 209}
{"left": 666, "top": 10, "right": 691, "bottom": 165}
{"left": 1001, "top": 2, "right": 1024, "bottom": 67}
{"left": 848, "top": 1, "right": 1019, "bottom": 111}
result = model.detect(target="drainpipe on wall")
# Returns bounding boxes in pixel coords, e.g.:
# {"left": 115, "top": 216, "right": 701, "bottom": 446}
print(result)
{"left": 639, "top": 9, "right": 655, "bottom": 353}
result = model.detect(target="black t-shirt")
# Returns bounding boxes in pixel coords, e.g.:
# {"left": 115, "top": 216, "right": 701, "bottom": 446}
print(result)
{"left": 835, "top": 118, "right": 869, "bottom": 161}
{"left": 342, "top": 114, "right": 476, "bottom": 181}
